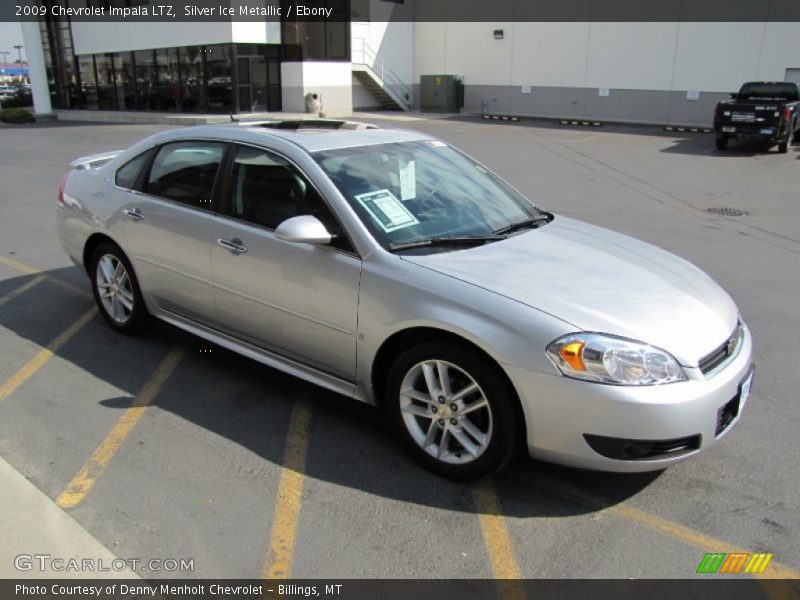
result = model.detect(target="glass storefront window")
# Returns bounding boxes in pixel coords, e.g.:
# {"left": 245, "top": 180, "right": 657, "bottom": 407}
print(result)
{"left": 95, "top": 54, "right": 116, "bottom": 110}
{"left": 112, "top": 52, "right": 136, "bottom": 110}
{"left": 180, "top": 45, "right": 206, "bottom": 112}
{"left": 205, "top": 45, "right": 233, "bottom": 113}
{"left": 134, "top": 50, "right": 157, "bottom": 111}
{"left": 155, "top": 48, "right": 181, "bottom": 112}
{"left": 77, "top": 55, "right": 98, "bottom": 109}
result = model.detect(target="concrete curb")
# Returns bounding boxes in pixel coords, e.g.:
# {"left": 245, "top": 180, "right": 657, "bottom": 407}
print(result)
{"left": 0, "top": 456, "right": 139, "bottom": 579}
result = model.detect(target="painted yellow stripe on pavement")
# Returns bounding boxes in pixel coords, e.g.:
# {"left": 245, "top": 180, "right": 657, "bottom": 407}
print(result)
{"left": 0, "top": 307, "right": 96, "bottom": 403}
{"left": 537, "top": 474, "right": 800, "bottom": 580}
{"left": 56, "top": 348, "right": 184, "bottom": 509}
{"left": 472, "top": 478, "right": 525, "bottom": 599}
{"left": 0, "top": 255, "right": 91, "bottom": 299}
{"left": 261, "top": 400, "right": 312, "bottom": 579}
{"left": 0, "top": 275, "right": 45, "bottom": 308}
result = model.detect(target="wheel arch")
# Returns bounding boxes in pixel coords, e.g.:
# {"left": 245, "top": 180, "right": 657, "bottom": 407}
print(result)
{"left": 82, "top": 232, "right": 124, "bottom": 275}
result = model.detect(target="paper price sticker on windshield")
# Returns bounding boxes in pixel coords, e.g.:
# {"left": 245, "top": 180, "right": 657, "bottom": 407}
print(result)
{"left": 356, "top": 189, "right": 420, "bottom": 233}
{"left": 399, "top": 159, "right": 416, "bottom": 201}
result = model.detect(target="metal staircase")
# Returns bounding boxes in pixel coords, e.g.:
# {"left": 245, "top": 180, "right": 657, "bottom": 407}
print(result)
{"left": 351, "top": 38, "right": 412, "bottom": 112}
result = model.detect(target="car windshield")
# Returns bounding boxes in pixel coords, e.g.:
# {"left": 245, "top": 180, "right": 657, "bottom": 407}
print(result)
{"left": 314, "top": 140, "right": 545, "bottom": 250}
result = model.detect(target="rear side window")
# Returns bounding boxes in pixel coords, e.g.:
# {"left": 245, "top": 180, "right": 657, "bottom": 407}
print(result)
{"left": 115, "top": 151, "right": 151, "bottom": 190}
{"left": 146, "top": 141, "right": 226, "bottom": 210}
{"left": 739, "top": 82, "right": 799, "bottom": 101}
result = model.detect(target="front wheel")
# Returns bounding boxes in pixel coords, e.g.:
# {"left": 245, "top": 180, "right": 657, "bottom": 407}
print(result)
{"left": 90, "top": 243, "right": 149, "bottom": 333}
{"left": 715, "top": 135, "right": 729, "bottom": 150}
{"left": 386, "top": 342, "right": 521, "bottom": 480}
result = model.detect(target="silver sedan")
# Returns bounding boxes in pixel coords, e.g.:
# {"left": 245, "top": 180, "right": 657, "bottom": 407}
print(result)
{"left": 56, "top": 120, "right": 754, "bottom": 479}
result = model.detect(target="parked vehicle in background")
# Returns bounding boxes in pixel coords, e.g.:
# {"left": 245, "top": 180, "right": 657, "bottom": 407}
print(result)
{"left": 0, "top": 86, "right": 17, "bottom": 107}
{"left": 714, "top": 81, "right": 800, "bottom": 153}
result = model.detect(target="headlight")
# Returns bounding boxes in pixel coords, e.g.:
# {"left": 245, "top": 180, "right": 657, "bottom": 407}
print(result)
{"left": 546, "top": 333, "right": 687, "bottom": 385}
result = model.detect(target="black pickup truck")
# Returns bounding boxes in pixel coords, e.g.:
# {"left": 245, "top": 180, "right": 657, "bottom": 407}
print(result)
{"left": 713, "top": 81, "right": 800, "bottom": 153}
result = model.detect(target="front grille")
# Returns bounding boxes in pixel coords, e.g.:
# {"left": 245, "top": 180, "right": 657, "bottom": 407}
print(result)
{"left": 583, "top": 434, "right": 701, "bottom": 461}
{"left": 716, "top": 396, "right": 740, "bottom": 436}
{"left": 699, "top": 321, "right": 743, "bottom": 375}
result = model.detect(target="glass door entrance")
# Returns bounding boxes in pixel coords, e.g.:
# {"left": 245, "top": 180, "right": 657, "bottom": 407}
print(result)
{"left": 237, "top": 47, "right": 281, "bottom": 113}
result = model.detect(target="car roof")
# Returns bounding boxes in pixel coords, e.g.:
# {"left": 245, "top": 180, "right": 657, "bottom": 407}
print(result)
{"left": 155, "top": 120, "right": 435, "bottom": 154}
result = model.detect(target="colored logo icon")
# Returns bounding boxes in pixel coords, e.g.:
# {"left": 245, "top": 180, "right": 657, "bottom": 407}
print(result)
{"left": 697, "top": 552, "right": 773, "bottom": 574}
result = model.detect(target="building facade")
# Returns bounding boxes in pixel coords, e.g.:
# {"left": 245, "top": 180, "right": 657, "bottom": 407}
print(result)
{"left": 22, "top": 0, "right": 800, "bottom": 126}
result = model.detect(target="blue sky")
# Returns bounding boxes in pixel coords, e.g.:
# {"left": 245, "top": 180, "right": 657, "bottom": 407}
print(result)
{"left": 0, "top": 21, "right": 25, "bottom": 62}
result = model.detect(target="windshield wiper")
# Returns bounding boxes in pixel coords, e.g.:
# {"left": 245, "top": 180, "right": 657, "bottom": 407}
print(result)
{"left": 390, "top": 235, "right": 506, "bottom": 252}
{"left": 492, "top": 213, "right": 552, "bottom": 236}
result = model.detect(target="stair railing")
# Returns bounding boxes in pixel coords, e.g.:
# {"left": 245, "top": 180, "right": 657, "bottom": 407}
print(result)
{"left": 352, "top": 37, "right": 412, "bottom": 111}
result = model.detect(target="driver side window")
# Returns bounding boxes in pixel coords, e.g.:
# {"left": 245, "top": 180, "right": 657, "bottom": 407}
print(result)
{"left": 227, "top": 145, "right": 353, "bottom": 253}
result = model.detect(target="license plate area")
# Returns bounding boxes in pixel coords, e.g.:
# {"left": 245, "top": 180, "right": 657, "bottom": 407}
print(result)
{"left": 715, "top": 365, "right": 754, "bottom": 437}
{"left": 722, "top": 126, "right": 736, "bottom": 133}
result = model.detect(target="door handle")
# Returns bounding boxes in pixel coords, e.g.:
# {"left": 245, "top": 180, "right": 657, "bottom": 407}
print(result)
{"left": 217, "top": 237, "right": 248, "bottom": 255}
{"left": 123, "top": 208, "right": 144, "bottom": 221}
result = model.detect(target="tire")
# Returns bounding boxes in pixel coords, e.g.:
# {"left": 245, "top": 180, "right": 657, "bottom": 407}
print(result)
{"left": 778, "top": 139, "right": 789, "bottom": 154}
{"left": 793, "top": 130, "right": 800, "bottom": 144}
{"left": 715, "top": 135, "right": 728, "bottom": 150}
{"left": 386, "top": 341, "right": 521, "bottom": 480}
{"left": 89, "top": 242, "right": 149, "bottom": 334}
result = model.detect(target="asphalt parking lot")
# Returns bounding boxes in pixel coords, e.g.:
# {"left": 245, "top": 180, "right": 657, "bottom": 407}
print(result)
{"left": 0, "top": 114, "right": 799, "bottom": 582}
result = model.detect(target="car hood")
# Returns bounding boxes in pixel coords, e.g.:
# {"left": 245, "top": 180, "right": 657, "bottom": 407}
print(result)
{"left": 401, "top": 216, "right": 738, "bottom": 366}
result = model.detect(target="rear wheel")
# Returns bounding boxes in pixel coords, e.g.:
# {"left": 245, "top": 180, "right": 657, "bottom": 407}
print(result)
{"left": 715, "top": 135, "right": 729, "bottom": 150}
{"left": 778, "top": 139, "right": 789, "bottom": 154}
{"left": 386, "top": 342, "right": 521, "bottom": 480}
{"left": 90, "top": 243, "right": 149, "bottom": 334}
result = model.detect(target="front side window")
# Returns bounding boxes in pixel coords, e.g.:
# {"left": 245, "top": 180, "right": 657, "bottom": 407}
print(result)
{"left": 146, "top": 141, "right": 226, "bottom": 209}
{"left": 227, "top": 145, "right": 353, "bottom": 252}
{"left": 115, "top": 150, "right": 151, "bottom": 190}
{"left": 314, "top": 141, "right": 545, "bottom": 251}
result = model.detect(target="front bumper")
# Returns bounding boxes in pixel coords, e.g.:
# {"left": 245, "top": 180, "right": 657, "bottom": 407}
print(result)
{"left": 506, "top": 323, "right": 754, "bottom": 472}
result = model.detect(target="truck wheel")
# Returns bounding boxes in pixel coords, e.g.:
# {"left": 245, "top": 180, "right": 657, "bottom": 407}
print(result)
{"left": 778, "top": 139, "right": 789, "bottom": 154}
{"left": 715, "top": 135, "right": 728, "bottom": 150}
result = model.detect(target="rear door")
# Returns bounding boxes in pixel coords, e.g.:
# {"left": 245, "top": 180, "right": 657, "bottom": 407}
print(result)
{"left": 120, "top": 140, "right": 228, "bottom": 324}
{"left": 210, "top": 144, "right": 361, "bottom": 379}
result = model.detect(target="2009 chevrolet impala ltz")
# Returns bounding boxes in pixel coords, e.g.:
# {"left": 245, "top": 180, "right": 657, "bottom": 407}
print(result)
{"left": 56, "top": 120, "right": 754, "bottom": 479}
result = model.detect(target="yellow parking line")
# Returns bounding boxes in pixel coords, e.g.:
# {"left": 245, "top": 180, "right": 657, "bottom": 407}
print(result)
{"left": 261, "top": 400, "right": 312, "bottom": 579}
{"left": 0, "top": 307, "right": 96, "bottom": 403}
{"left": 0, "top": 275, "right": 45, "bottom": 309}
{"left": 56, "top": 348, "right": 184, "bottom": 509}
{"left": 537, "top": 474, "right": 800, "bottom": 580}
{"left": 472, "top": 479, "right": 525, "bottom": 599}
{"left": 0, "top": 255, "right": 91, "bottom": 299}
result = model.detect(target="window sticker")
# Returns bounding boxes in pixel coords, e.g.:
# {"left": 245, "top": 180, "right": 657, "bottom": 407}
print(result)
{"left": 399, "top": 159, "right": 416, "bottom": 201}
{"left": 355, "top": 189, "right": 420, "bottom": 233}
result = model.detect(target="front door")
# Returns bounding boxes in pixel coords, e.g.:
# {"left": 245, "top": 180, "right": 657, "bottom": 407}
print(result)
{"left": 211, "top": 144, "right": 361, "bottom": 379}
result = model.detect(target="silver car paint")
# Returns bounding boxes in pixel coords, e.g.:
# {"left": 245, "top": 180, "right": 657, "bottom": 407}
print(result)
{"left": 57, "top": 123, "right": 753, "bottom": 472}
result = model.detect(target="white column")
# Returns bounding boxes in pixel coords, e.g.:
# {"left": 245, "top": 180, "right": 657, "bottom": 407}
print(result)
{"left": 20, "top": 21, "right": 53, "bottom": 117}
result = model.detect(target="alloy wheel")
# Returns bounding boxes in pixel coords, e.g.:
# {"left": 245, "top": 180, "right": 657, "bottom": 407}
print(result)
{"left": 95, "top": 253, "right": 135, "bottom": 324}
{"left": 399, "top": 360, "right": 493, "bottom": 465}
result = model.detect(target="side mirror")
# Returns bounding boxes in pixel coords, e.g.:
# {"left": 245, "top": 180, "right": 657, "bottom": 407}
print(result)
{"left": 275, "top": 215, "right": 333, "bottom": 245}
